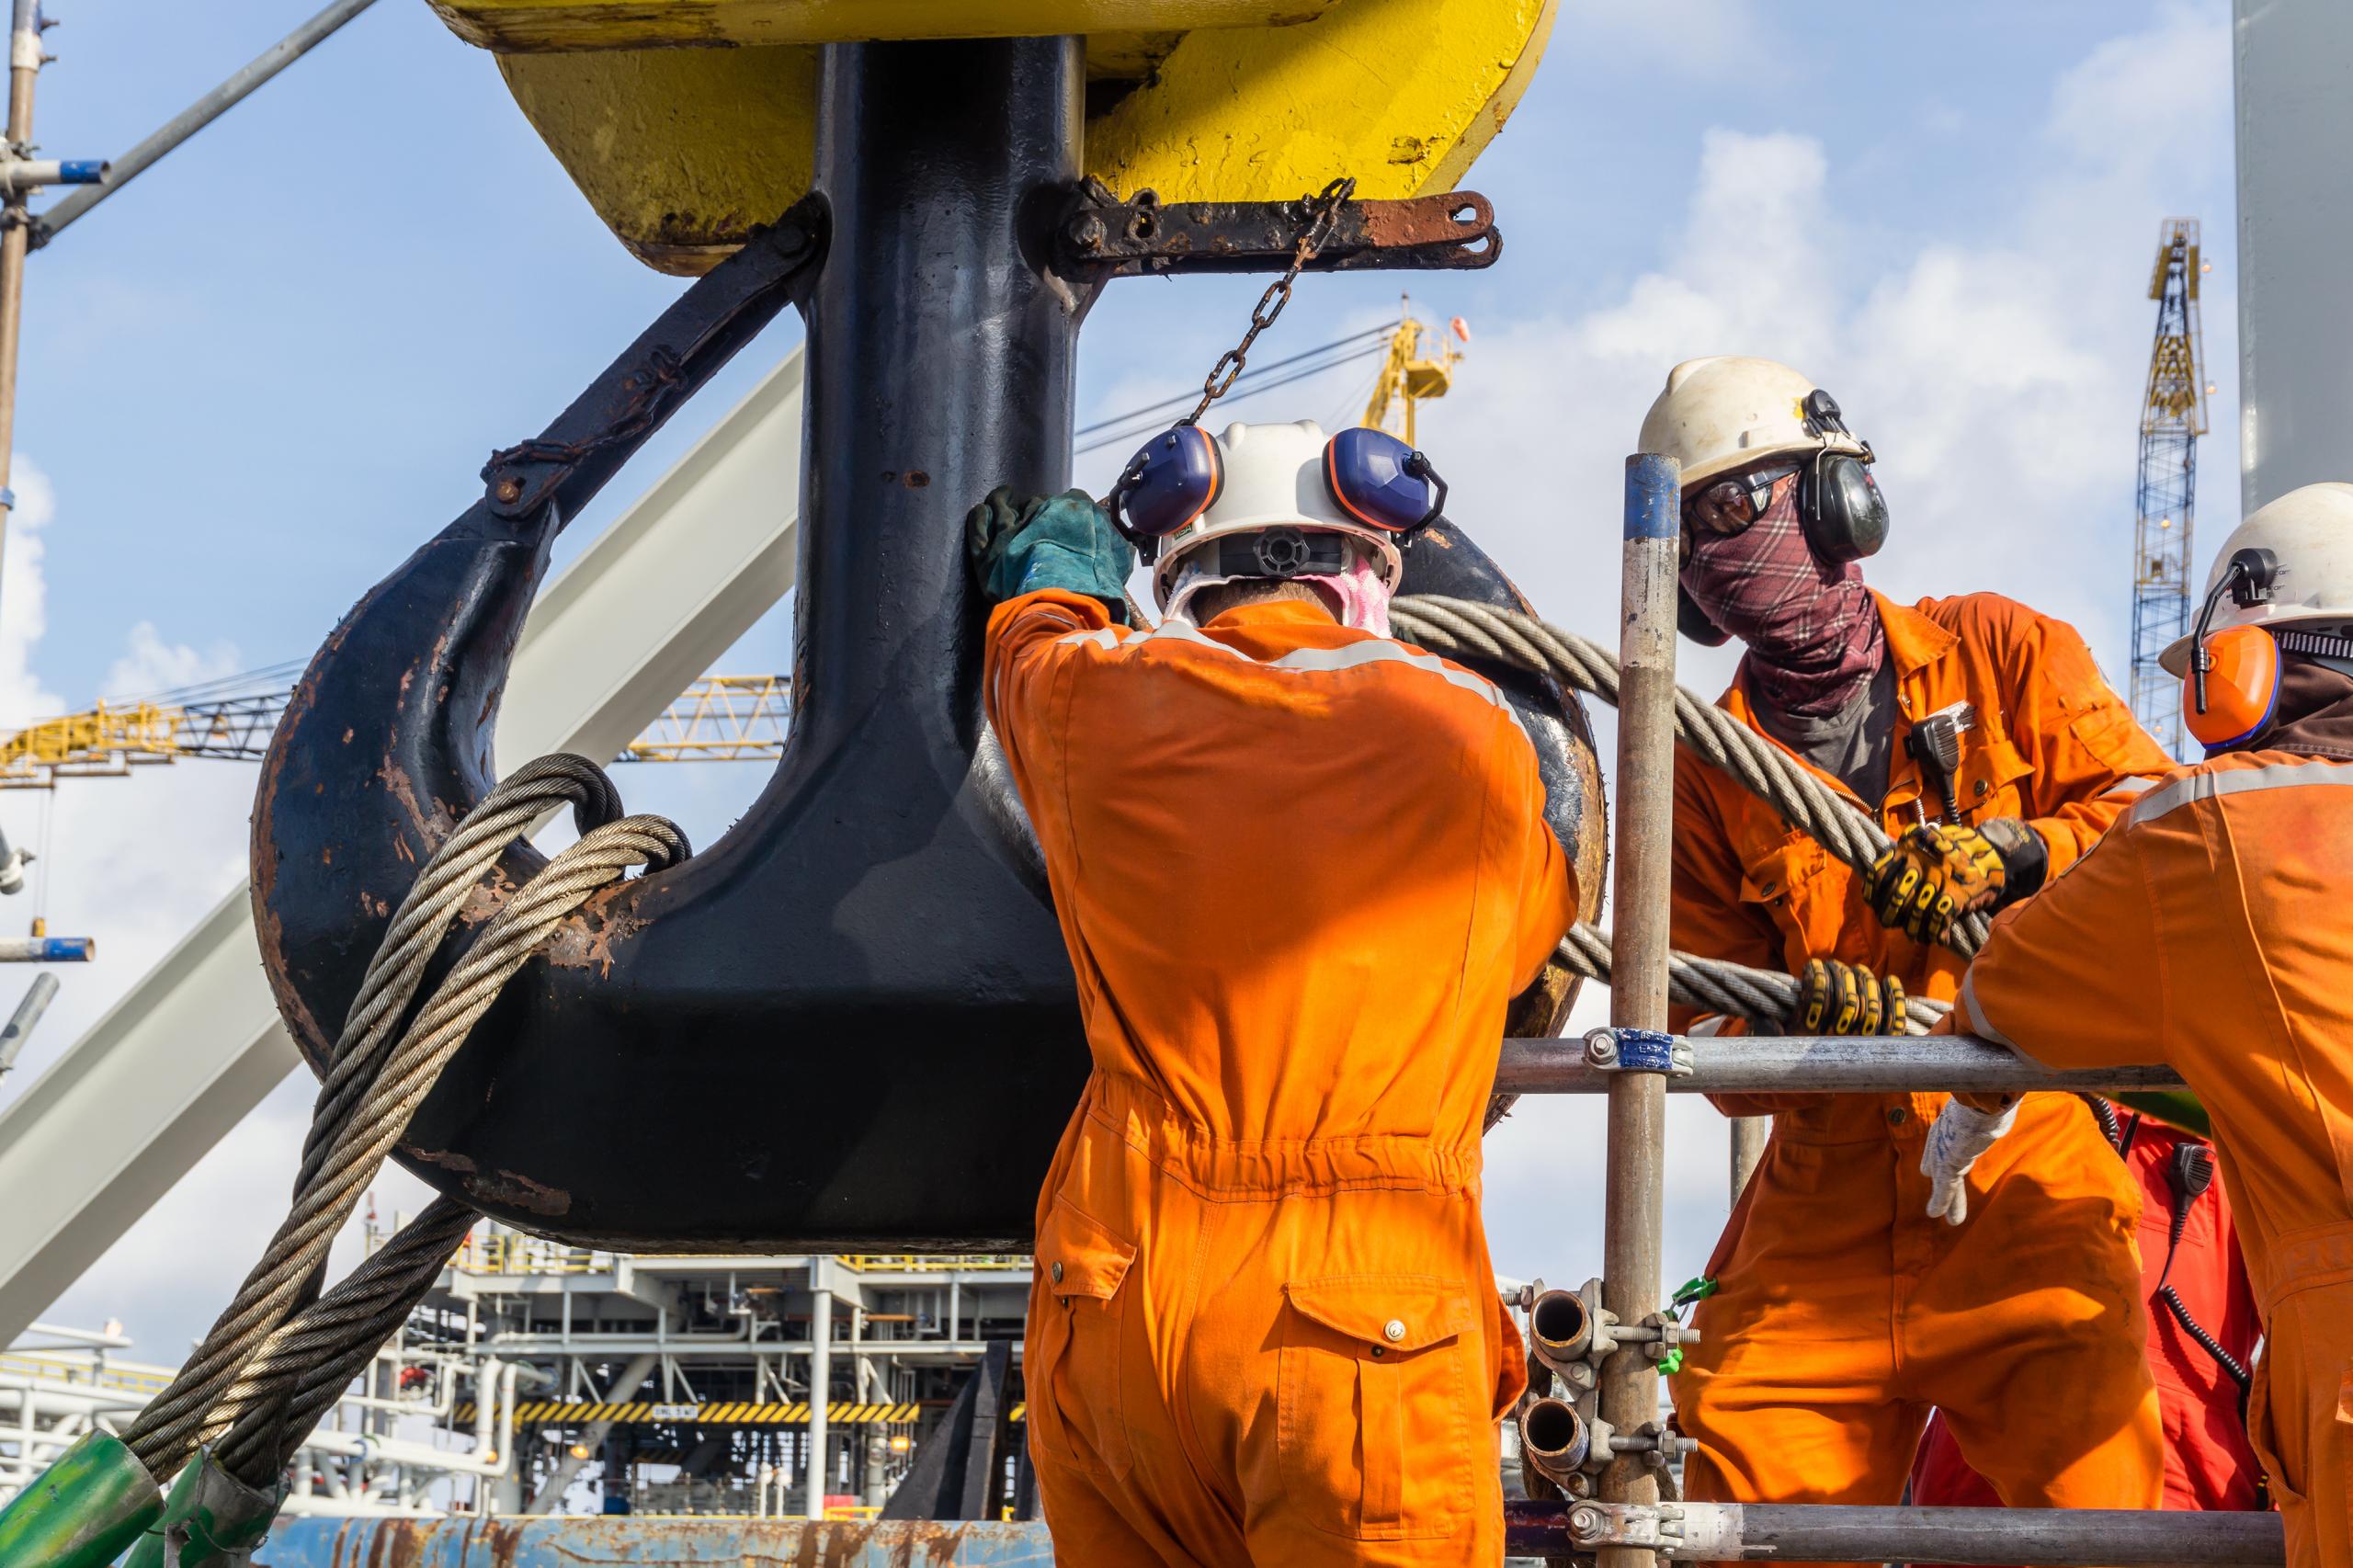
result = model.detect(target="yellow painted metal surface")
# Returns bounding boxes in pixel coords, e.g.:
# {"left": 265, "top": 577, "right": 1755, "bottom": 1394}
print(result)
{"left": 451, "top": 0, "right": 1556, "bottom": 272}
{"left": 430, "top": 0, "right": 1338, "bottom": 51}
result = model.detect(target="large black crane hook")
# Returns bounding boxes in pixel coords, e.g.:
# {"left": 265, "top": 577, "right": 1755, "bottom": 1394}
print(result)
{"left": 251, "top": 36, "right": 1605, "bottom": 1251}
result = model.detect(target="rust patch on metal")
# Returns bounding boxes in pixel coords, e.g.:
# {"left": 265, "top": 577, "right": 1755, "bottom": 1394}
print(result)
{"left": 469, "top": 1167, "right": 573, "bottom": 1218}
{"left": 540, "top": 885, "right": 646, "bottom": 977}
{"left": 375, "top": 756, "right": 427, "bottom": 832}
{"left": 1358, "top": 190, "right": 1492, "bottom": 248}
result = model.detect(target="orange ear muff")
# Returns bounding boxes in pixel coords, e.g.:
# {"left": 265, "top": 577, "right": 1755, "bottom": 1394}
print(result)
{"left": 2181, "top": 624, "right": 2280, "bottom": 750}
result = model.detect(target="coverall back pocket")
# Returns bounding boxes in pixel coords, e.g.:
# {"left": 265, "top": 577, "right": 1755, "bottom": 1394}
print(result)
{"left": 1031, "top": 1198, "right": 1139, "bottom": 1481}
{"left": 1278, "top": 1274, "right": 1476, "bottom": 1541}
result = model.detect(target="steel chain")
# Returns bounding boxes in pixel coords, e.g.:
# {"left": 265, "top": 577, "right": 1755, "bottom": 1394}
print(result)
{"left": 1181, "top": 176, "right": 1357, "bottom": 428}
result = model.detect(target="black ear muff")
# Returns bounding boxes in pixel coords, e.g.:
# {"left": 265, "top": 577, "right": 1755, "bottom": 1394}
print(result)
{"left": 1798, "top": 449, "right": 1889, "bottom": 564}
{"left": 1677, "top": 584, "right": 1731, "bottom": 646}
{"left": 1794, "top": 391, "right": 1888, "bottom": 564}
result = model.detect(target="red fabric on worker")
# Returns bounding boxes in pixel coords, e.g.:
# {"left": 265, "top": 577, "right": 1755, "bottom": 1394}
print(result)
{"left": 1909, "top": 1117, "right": 2264, "bottom": 1519}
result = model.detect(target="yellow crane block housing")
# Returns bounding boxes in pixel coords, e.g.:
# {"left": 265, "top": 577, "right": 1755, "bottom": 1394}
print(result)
{"left": 425, "top": 0, "right": 1557, "bottom": 272}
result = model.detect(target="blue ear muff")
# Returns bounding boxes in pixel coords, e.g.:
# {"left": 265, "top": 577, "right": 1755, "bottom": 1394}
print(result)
{"left": 1110, "top": 425, "right": 1223, "bottom": 542}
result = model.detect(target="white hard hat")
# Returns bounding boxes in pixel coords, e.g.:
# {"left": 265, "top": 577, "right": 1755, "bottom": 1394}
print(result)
{"left": 1151, "top": 420, "right": 1405, "bottom": 608}
{"left": 1638, "top": 356, "right": 1866, "bottom": 492}
{"left": 2159, "top": 482, "right": 2353, "bottom": 675}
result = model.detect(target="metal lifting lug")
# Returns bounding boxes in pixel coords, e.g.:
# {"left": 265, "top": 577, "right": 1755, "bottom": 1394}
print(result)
{"left": 1054, "top": 176, "right": 1501, "bottom": 278}
{"left": 1582, "top": 1026, "right": 1693, "bottom": 1075}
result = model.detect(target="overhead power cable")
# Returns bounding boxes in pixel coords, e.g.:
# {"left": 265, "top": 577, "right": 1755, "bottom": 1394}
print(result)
{"left": 1074, "top": 325, "right": 1392, "bottom": 437}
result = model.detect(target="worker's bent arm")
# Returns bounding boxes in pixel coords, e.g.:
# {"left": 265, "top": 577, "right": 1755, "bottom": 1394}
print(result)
{"left": 983, "top": 587, "right": 1127, "bottom": 768}
{"left": 1957, "top": 821, "right": 2170, "bottom": 1071}
{"left": 2002, "top": 609, "right": 2177, "bottom": 877}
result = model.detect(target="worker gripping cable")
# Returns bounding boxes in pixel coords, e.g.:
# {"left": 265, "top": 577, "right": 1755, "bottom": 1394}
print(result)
{"left": 1956, "top": 482, "right": 2353, "bottom": 1568}
{"left": 1646, "top": 356, "right": 2175, "bottom": 1536}
{"left": 974, "top": 418, "right": 1578, "bottom": 1567}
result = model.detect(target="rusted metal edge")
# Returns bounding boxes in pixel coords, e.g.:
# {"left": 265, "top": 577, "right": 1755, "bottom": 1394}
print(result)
{"left": 1058, "top": 181, "right": 1499, "bottom": 276}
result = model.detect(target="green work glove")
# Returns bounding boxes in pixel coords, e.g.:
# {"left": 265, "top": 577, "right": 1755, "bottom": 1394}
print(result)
{"left": 966, "top": 487, "right": 1134, "bottom": 614}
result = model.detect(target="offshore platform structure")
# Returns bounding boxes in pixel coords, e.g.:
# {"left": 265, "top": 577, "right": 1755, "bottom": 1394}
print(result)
{"left": 2128, "top": 219, "right": 2210, "bottom": 758}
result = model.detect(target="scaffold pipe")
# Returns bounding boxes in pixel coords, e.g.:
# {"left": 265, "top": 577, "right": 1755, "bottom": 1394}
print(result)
{"left": 1508, "top": 1499, "right": 2285, "bottom": 1565}
{"left": 0, "top": 935, "right": 91, "bottom": 961}
{"left": 1493, "top": 1034, "right": 2183, "bottom": 1096}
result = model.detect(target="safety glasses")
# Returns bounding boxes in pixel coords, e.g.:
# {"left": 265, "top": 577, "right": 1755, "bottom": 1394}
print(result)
{"left": 1108, "top": 424, "right": 1448, "bottom": 543}
{"left": 1684, "top": 464, "right": 1800, "bottom": 540}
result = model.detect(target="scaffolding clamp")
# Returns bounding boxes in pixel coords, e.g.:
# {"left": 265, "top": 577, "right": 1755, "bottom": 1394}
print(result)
{"left": 1565, "top": 1500, "right": 1732, "bottom": 1558}
{"left": 1582, "top": 1028, "right": 1693, "bottom": 1076}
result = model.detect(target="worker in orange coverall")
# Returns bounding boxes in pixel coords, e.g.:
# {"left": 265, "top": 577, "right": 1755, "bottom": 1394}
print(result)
{"left": 1643, "top": 358, "right": 2174, "bottom": 1527}
{"left": 1954, "top": 483, "right": 2353, "bottom": 1567}
{"left": 1908, "top": 1109, "right": 2265, "bottom": 1517}
{"left": 971, "top": 417, "right": 1579, "bottom": 1566}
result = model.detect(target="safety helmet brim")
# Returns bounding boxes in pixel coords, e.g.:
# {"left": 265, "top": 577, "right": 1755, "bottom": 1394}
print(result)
{"left": 2158, "top": 481, "right": 2353, "bottom": 675}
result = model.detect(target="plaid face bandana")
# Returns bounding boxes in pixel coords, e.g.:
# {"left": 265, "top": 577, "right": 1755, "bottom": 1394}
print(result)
{"left": 1681, "top": 482, "right": 1885, "bottom": 717}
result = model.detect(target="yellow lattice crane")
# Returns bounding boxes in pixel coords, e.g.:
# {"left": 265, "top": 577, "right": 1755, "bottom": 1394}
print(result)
{"left": 0, "top": 675, "right": 793, "bottom": 790}
{"left": 1359, "top": 297, "right": 1469, "bottom": 443}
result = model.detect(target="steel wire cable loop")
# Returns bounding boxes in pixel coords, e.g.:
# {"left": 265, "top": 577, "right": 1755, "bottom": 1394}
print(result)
{"left": 1554, "top": 924, "right": 1948, "bottom": 1036}
{"left": 233, "top": 756, "right": 619, "bottom": 1454}
{"left": 296, "top": 754, "right": 622, "bottom": 1190}
{"left": 1390, "top": 596, "right": 1993, "bottom": 957}
{"left": 125, "top": 810, "right": 688, "bottom": 1478}
{"left": 210, "top": 1197, "right": 482, "bottom": 1482}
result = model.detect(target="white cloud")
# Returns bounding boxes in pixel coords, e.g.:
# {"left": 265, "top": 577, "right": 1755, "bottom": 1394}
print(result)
{"left": 102, "top": 621, "right": 243, "bottom": 701}
{"left": 0, "top": 460, "right": 63, "bottom": 728}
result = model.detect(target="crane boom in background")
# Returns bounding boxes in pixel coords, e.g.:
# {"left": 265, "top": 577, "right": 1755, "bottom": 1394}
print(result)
{"left": 0, "top": 674, "right": 794, "bottom": 789}
{"left": 2129, "top": 218, "right": 2211, "bottom": 759}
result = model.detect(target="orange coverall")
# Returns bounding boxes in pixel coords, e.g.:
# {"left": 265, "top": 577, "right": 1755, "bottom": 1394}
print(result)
{"left": 1961, "top": 751, "right": 2353, "bottom": 1568}
{"left": 1910, "top": 1115, "right": 2264, "bottom": 1515}
{"left": 984, "top": 590, "right": 1577, "bottom": 1566}
{"left": 1666, "top": 592, "right": 2173, "bottom": 1525}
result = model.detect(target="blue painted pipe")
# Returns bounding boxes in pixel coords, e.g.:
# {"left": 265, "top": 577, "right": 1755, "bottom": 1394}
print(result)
{"left": 0, "top": 937, "right": 94, "bottom": 962}
{"left": 54, "top": 159, "right": 108, "bottom": 185}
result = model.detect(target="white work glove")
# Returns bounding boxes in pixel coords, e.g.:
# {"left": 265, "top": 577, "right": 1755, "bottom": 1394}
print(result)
{"left": 1920, "top": 1098, "right": 2017, "bottom": 1225}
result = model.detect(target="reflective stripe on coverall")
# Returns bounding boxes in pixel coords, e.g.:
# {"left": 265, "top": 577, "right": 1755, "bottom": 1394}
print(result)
{"left": 1666, "top": 592, "right": 2171, "bottom": 1532}
{"left": 1910, "top": 1116, "right": 2265, "bottom": 1518}
{"left": 984, "top": 590, "right": 1578, "bottom": 1566}
{"left": 1961, "top": 753, "right": 2353, "bottom": 1568}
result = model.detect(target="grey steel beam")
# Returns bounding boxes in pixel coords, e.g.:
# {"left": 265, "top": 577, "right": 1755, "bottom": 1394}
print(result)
{"left": 0, "top": 351, "right": 804, "bottom": 1343}
{"left": 2234, "top": 0, "right": 2353, "bottom": 512}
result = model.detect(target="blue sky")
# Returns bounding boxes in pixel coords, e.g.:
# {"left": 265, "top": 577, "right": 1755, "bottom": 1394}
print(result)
{"left": 6, "top": 1, "right": 2242, "bottom": 1349}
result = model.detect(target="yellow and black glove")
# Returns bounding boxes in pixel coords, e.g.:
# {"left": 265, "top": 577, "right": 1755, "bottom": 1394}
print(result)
{"left": 1798, "top": 958, "right": 1907, "bottom": 1036}
{"left": 1864, "top": 819, "right": 2048, "bottom": 944}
